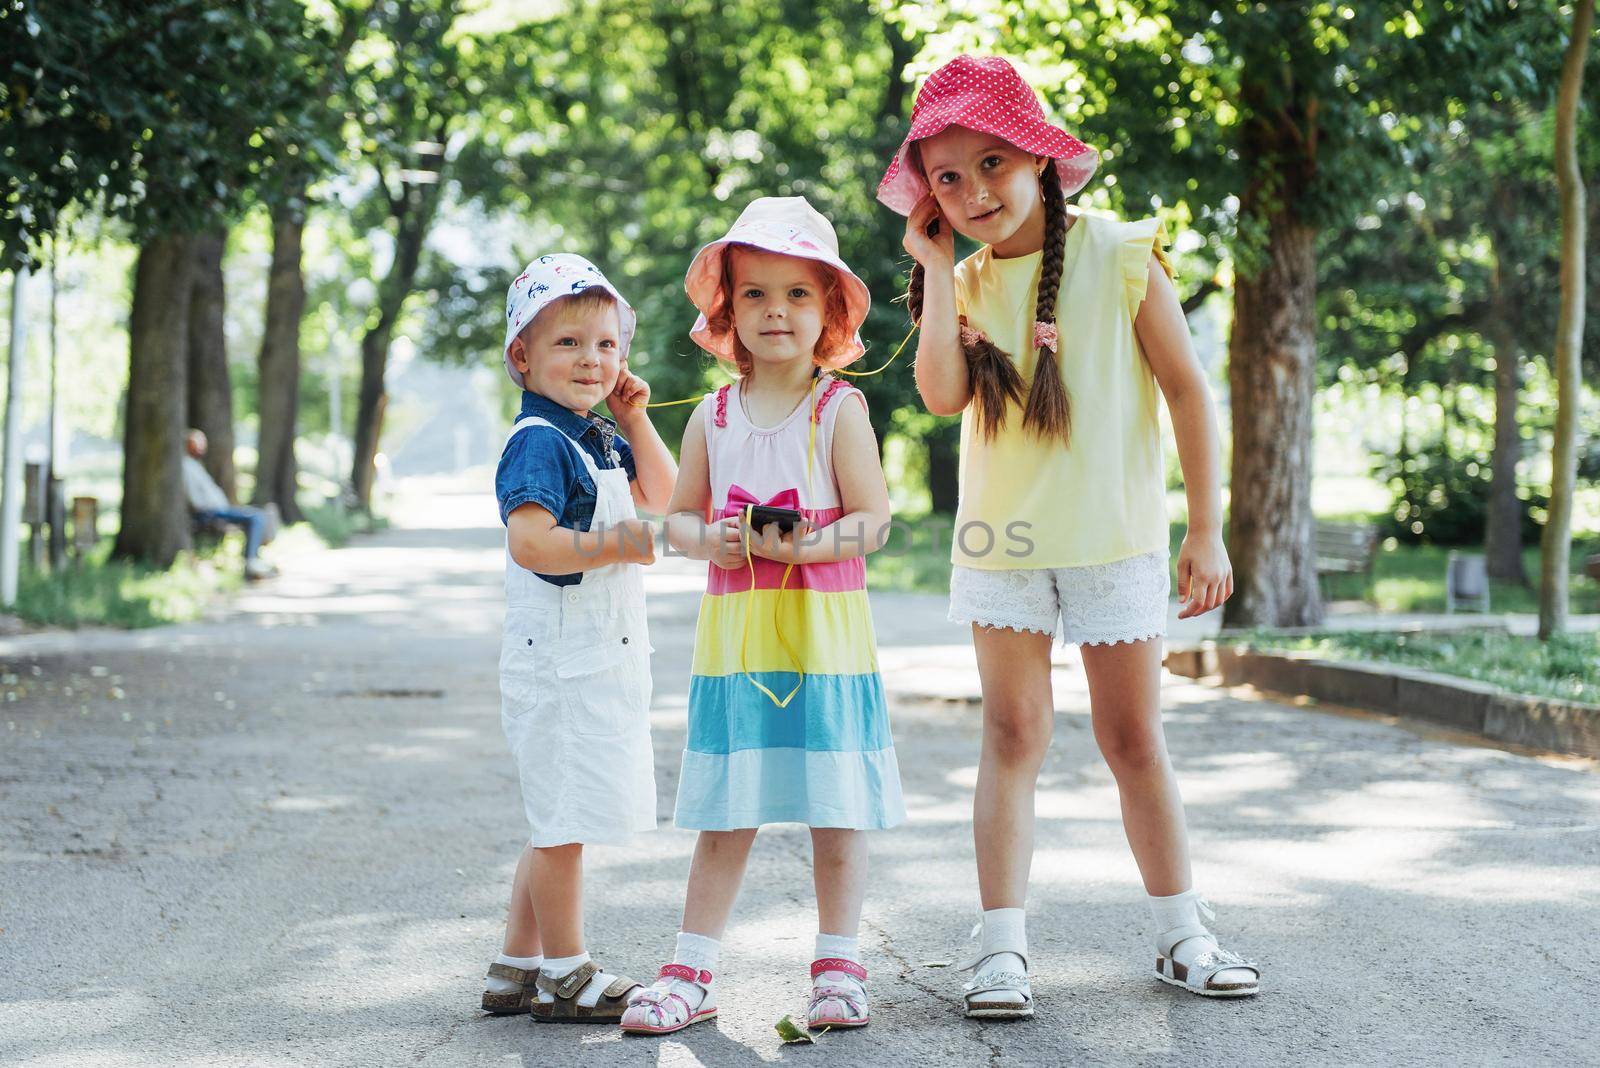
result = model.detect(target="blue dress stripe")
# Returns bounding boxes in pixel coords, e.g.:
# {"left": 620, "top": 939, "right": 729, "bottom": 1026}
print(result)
{"left": 686, "top": 672, "right": 891, "bottom": 754}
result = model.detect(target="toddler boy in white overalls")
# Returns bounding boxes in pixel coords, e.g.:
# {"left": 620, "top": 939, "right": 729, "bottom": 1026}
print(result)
{"left": 479, "top": 253, "right": 678, "bottom": 1024}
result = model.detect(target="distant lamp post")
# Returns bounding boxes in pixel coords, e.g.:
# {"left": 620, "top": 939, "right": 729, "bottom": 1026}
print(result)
{"left": 1, "top": 266, "right": 28, "bottom": 608}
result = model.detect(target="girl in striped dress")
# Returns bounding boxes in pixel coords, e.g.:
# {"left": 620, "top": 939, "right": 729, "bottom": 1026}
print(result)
{"left": 621, "top": 197, "right": 905, "bottom": 1036}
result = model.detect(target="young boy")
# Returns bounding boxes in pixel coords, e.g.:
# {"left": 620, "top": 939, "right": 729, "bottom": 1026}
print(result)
{"left": 481, "top": 253, "right": 677, "bottom": 1022}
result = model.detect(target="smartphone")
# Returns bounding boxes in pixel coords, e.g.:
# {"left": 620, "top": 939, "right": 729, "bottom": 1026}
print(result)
{"left": 747, "top": 505, "right": 804, "bottom": 535}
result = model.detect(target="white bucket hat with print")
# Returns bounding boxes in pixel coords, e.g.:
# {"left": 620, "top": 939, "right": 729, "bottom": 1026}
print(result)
{"left": 502, "top": 253, "right": 637, "bottom": 389}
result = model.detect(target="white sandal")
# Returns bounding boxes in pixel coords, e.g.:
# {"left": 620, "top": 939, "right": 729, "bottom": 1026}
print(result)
{"left": 807, "top": 957, "right": 870, "bottom": 1030}
{"left": 958, "top": 948, "right": 1033, "bottom": 1019}
{"left": 1154, "top": 898, "right": 1260, "bottom": 998}
{"left": 619, "top": 964, "right": 718, "bottom": 1035}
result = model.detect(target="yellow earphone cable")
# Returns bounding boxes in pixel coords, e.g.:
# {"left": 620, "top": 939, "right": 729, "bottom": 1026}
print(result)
{"left": 736, "top": 375, "right": 820, "bottom": 708}
{"left": 645, "top": 319, "right": 920, "bottom": 705}
{"left": 643, "top": 322, "right": 916, "bottom": 410}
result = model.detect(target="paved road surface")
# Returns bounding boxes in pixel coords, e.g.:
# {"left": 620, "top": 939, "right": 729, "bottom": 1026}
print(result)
{"left": 3, "top": 479, "right": 1595, "bottom": 1066}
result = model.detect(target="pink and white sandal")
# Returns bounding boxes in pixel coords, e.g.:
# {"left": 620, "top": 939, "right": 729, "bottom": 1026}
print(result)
{"left": 806, "top": 957, "right": 870, "bottom": 1030}
{"left": 619, "top": 964, "right": 718, "bottom": 1036}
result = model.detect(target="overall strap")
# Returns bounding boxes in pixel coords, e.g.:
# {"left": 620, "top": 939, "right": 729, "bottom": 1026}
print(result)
{"left": 504, "top": 415, "right": 603, "bottom": 480}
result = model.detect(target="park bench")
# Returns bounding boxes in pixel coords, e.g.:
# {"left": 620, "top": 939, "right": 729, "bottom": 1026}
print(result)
{"left": 1315, "top": 520, "right": 1380, "bottom": 601}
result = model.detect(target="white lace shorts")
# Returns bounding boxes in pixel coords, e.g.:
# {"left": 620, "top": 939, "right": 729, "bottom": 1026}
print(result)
{"left": 948, "top": 550, "right": 1171, "bottom": 646}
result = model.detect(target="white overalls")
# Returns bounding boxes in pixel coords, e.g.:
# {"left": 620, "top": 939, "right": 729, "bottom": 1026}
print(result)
{"left": 499, "top": 416, "right": 656, "bottom": 847}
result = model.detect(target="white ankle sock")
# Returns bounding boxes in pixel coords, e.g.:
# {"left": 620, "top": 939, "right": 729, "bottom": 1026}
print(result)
{"left": 673, "top": 931, "right": 720, "bottom": 975}
{"left": 1148, "top": 889, "right": 1206, "bottom": 937}
{"left": 542, "top": 951, "right": 592, "bottom": 976}
{"left": 968, "top": 908, "right": 1028, "bottom": 1006}
{"left": 978, "top": 907, "right": 1027, "bottom": 977}
{"left": 538, "top": 950, "right": 619, "bottom": 1008}
{"left": 485, "top": 951, "right": 543, "bottom": 994}
{"left": 630, "top": 931, "right": 719, "bottom": 1026}
{"left": 814, "top": 932, "right": 860, "bottom": 965}
{"left": 1148, "top": 889, "right": 1254, "bottom": 984}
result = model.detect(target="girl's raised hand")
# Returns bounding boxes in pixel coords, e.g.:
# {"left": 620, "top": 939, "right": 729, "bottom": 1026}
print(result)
{"left": 902, "top": 194, "right": 955, "bottom": 270}
{"left": 1176, "top": 527, "right": 1234, "bottom": 619}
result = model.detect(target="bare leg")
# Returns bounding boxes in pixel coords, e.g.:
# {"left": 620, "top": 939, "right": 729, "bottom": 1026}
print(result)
{"left": 529, "top": 843, "right": 585, "bottom": 957}
{"left": 811, "top": 828, "right": 868, "bottom": 937}
{"left": 501, "top": 843, "right": 543, "bottom": 956}
{"left": 971, "top": 625, "right": 1057, "bottom": 909}
{"left": 1079, "top": 638, "right": 1190, "bottom": 895}
{"left": 680, "top": 829, "right": 759, "bottom": 938}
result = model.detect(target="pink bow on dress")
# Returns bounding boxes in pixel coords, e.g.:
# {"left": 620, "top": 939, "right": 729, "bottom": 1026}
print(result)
{"left": 726, "top": 485, "right": 800, "bottom": 512}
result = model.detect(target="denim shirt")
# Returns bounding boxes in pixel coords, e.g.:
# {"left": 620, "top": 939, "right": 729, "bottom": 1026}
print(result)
{"left": 495, "top": 391, "right": 637, "bottom": 587}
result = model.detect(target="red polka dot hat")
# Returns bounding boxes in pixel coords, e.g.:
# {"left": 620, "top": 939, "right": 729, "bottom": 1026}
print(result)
{"left": 876, "top": 55, "right": 1100, "bottom": 216}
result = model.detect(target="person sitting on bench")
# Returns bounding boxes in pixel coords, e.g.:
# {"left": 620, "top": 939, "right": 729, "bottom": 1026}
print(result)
{"left": 182, "top": 429, "right": 277, "bottom": 580}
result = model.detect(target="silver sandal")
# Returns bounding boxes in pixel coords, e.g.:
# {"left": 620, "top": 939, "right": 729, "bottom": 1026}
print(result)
{"left": 958, "top": 948, "right": 1033, "bottom": 1019}
{"left": 1154, "top": 898, "right": 1260, "bottom": 998}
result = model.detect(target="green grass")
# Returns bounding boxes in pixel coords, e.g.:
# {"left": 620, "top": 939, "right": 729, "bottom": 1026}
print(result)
{"left": 1317, "top": 538, "right": 1600, "bottom": 615}
{"left": 5, "top": 501, "right": 389, "bottom": 631}
{"left": 1220, "top": 628, "right": 1600, "bottom": 704}
{"left": 10, "top": 538, "right": 242, "bottom": 629}
{"left": 300, "top": 500, "right": 388, "bottom": 550}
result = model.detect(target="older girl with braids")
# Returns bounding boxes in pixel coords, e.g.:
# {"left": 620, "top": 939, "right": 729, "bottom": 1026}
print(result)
{"left": 878, "top": 56, "right": 1259, "bottom": 1016}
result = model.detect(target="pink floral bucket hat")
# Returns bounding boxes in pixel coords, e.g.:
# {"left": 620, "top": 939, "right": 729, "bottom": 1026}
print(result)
{"left": 684, "top": 196, "right": 871, "bottom": 368}
{"left": 876, "top": 55, "right": 1100, "bottom": 216}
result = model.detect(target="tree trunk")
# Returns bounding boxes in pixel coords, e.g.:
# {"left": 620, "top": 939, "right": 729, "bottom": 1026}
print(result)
{"left": 1222, "top": 198, "right": 1323, "bottom": 627}
{"left": 1539, "top": 0, "right": 1593, "bottom": 640}
{"left": 351, "top": 320, "right": 394, "bottom": 511}
{"left": 350, "top": 172, "right": 443, "bottom": 512}
{"left": 114, "top": 233, "right": 194, "bottom": 568}
{"left": 186, "top": 229, "right": 235, "bottom": 503}
{"left": 1484, "top": 205, "right": 1526, "bottom": 583}
{"left": 927, "top": 421, "right": 959, "bottom": 515}
{"left": 254, "top": 200, "right": 307, "bottom": 523}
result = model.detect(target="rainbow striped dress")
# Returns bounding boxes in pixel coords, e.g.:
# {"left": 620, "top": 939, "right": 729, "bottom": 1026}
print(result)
{"left": 674, "top": 375, "right": 906, "bottom": 831}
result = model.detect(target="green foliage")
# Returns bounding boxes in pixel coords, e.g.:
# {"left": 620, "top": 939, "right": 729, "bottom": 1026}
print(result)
{"left": 0, "top": 0, "right": 329, "bottom": 264}
{"left": 925, "top": 2, "right": 1529, "bottom": 265}
{"left": 424, "top": 0, "right": 924, "bottom": 446}
{"left": 1375, "top": 445, "right": 1547, "bottom": 545}
{"left": 300, "top": 499, "right": 386, "bottom": 549}
{"left": 1225, "top": 627, "right": 1600, "bottom": 704}
{"left": 865, "top": 511, "right": 957, "bottom": 593}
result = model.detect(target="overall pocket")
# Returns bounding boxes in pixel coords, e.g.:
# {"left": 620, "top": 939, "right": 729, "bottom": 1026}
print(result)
{"left": 555, "top": 617, "right": 649, "bottom": 737}
{"left": 500, "top": 608, "right": 556, "bottom": 720}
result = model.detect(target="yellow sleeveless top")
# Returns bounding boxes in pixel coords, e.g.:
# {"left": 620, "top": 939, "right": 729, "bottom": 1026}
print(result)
{"left": 950, "top": 211, "right": 1173, "bottom": 570}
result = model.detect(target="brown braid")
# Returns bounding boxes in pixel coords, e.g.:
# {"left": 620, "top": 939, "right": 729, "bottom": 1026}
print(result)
{"left": 904, "top": 161, "right": 1070, "bottom": 442}
{"left": 1021, "top": 159, "right": 1071, "bottom": 442}
{"left": 906, "top": 262, "right": 1026, "bottom": 441}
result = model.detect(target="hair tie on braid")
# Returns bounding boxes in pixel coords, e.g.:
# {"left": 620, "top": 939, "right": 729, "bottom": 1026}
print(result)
{"left": 905, "top": 261, "right": 1025, "bottom": 441}
{"left": 1019, "top": 158, "right": 1072, "bottom": 443}
{"left": 1033, "top": 321, "right": 1058, "bottom": 353}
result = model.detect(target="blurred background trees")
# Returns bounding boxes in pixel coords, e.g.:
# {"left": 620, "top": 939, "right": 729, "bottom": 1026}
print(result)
{"left": 2, "top": 0, "right": 1596, "bottom": 631}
